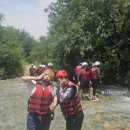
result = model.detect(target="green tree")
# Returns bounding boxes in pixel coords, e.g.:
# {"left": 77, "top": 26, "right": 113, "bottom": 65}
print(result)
{"left": 16, "top": 29, "right": 36, "bottom": 59}
{"left": 46, "top": 0, "right": 130, "bottom": 84}
{"left": 0, "top": 26, "right": 23, "bottom": 79}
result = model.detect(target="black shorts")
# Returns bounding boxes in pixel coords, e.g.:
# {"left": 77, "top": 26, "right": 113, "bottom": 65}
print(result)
{"left": 65, "top": 110, "right": 84, "bottom": 130}
{"left": 80, "top": 81, "right": 89, "bottom": 91}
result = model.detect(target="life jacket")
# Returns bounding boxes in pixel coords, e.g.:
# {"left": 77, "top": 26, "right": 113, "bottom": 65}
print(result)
{"left": 79, "top": 68, "right": 89, "bottom": 82}
{"left": 75, "top": 65, "right": 82, "bottom": 76}
{"left": 89, "top": 67, "right": 98, "bottom": 80}
{"left": 59, "top": 81, "right": 82, "bottom": 115}
{"left": 28, "top": 82, "right": 53, "bottom": 115}
{"left": 37, "top": 67, "right": 44, "bottom": 76}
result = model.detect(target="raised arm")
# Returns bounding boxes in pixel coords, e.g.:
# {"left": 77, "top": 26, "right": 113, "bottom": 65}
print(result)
{"left": 21, "top": 73, "right": 44, "bottom": 81}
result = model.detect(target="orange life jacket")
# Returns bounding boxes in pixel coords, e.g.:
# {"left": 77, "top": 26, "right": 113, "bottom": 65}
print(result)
{"left": 28, "top": 82, "right": 53, "bottom": 115}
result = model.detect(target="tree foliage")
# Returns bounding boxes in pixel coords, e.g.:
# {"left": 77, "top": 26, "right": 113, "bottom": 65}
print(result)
{"left": 0, "top": 0, "right": 130, "bottom": 86}
{"left": 46, "top": 0, "right": 130, "bottom": 84}
{"left": 0, "top": 26, "right": 24, "bottom": 79}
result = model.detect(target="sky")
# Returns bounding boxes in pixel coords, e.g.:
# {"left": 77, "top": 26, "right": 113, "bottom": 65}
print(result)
{"left": 0, "top": 0, "right": 57, "bottom": 39}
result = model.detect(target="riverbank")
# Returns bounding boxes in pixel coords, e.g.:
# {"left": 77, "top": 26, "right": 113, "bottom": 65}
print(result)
{"left": 0, "top": 79, "right": 130, "bottom": 130}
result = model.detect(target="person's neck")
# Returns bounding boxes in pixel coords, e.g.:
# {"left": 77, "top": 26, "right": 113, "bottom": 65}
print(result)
{"left": 42, "top": 80, "right": 50, "bottom": 85}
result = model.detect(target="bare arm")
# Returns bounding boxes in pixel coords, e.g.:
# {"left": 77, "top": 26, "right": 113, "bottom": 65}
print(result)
{"left": 21, "top": 73, "right": 44, "bottom": 81}
{"left": 49, "top": 96, "right": 58, "bottom": 111}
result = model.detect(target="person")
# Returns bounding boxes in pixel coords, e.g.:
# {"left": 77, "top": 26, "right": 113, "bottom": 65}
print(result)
{"left": 47, "top": 62, "right": 54, "bottom": 72}
{"left": 89, "top": 61, "right": 102, "bottom": 96}
{"left": 56, "top": 70, "right": 84, "bottom": 130}
{"left": 77, "top": 62, "right": 91, "bottom": 101}
{"left": 37, "top": 64, "right": 44, "bottom": 76}
{"left": 29, "top": 63, "right": 37, "bottom": 76}
{"left": 87, "top": 63, "right": 95, "bottom": 100}
{"left": 73, "top": 63, "right": 82, "bottom": 84}
{"left": 22, "top": 69, "right": 58, "bottom": 130}
{"left": 42, "top": 64, "right": 47, "bottom": 72}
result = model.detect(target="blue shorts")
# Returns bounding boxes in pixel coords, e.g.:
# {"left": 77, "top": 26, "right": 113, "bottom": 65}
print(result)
{"left": 27, "top": 112, "right": 52, "bottom": 130}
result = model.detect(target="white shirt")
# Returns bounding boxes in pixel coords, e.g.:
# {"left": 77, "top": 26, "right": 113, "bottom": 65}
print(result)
{"left": 24, "top": 80, "right": 57, "bottom": 97}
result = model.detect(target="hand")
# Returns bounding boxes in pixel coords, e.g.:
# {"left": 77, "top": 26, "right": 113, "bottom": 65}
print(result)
{"left": 59, "top": 79, "right": 68, "bottom": 87}
{"left": 89, "top": 81, "right": 92, "bottom": 86}
{"left": 73, "top": 76, "right": 75, "bottom": 81}
{"left": 49, "top": 104, "right": 56, "bottom": 112}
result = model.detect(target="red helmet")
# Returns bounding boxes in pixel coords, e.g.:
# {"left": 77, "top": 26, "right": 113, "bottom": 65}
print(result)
{"left": 56, "top": 70, "right": 68, "bottom": 78}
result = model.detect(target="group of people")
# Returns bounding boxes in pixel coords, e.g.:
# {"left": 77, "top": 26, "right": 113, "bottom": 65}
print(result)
{"left": 22, "top": 61, "right": 101, "bottom": 130}
{"left": 29, "top": 63, "right": 54, "bottom": 76}
{"left": 22, "top": 63, "right": 84, "bottom": 130}
{"left": 73, "top": 61, "right": 102, "bottom": 101}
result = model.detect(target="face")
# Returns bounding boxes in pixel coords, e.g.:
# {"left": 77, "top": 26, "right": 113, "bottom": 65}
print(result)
{"left": 57, "top": 76, "right": 67, "bottom": 87}
{"left": 43, "top": 74, "right": 52, "bottom": 81}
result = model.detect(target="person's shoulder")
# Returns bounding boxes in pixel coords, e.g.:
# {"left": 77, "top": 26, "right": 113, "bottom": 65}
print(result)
{"left": 67, "top": 81, "right": 76, "bottom": 89}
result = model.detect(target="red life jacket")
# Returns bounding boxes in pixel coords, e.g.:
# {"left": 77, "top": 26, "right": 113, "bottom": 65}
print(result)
{"left": 59, "top": 81, "right": 82, "bottom": 115}
{"left": 79, "top": 68, "right": 89, "bottom": 82}
{"left": 75, "top": 65, "right": 82, "bottom": 76}
{"left": 28, "top": 82, "right": 53, "bottom": 115}
{"left": 89, "top": 67, "right": 98, "bottom": 80}
{"left": 37, "top": 67, "right": 44, "bottom": 76}
{"left": 29, "top": 67, "right": 37, "bottom": 76}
